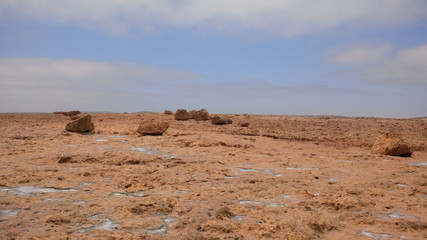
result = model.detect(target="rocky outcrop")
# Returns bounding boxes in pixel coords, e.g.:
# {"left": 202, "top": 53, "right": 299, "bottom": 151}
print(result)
{"left": 174, "top": 109, "right": 189, "bottom": 120}
{"left": 137, "top": 121, "right": 169, "bottom": 136}
{"left": 194, "top": 109, "right": 210, "bottom": 121}
{"left": 65, "top": 115, "right": 95, "bottom": 133}
{"left": 211, "top": 115, "right": 231, "bottom": 125}
{"left": 371, "top": 132, "right": 412, "bottom": 157}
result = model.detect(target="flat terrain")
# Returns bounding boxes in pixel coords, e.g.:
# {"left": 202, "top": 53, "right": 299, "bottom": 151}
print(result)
{"left": 0, "top": 113, "right": 426, "bottom": 239}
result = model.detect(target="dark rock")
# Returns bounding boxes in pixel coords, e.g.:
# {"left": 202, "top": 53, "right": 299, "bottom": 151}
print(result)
{"left": 63, "top": 111, "right": 81, "bottom": 116}
{"left": 58, "top": 156, "right": 73, "bottom": 164}
{"left": 211, "top": 115, "right": 230, "bottom": 125}
{"left": 174, "top": 109, "right": 189, "bottom": 120}
{"left": 65, "top": 115, "right": 95, "bottom": 133}
{"left": 194, "top": 109, "right": 210, "bottom": 121}
{"left": 239, "top": 122, "right": 250, "bottom": 127}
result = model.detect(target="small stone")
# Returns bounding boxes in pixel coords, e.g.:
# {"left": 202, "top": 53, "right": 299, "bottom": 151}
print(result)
{"left": 58, "top": 156, "right": 73, "bottom": 164}
{"left": 239, "top": 122, "right": 250, "bottom": 127}
{"left": 137, "top": 121, "right": 169, "bottom": 135}
{"left": 164, "top": 110, "right": 173, "bottom": 115}
{"left": 174, "top": 109, "right": 189, "bottom": 120}
{"left": 371, "top": 132, "right": 412, "bottom": 157}
{"left": 65, "top": 115, "right": 95, "bottom": 133}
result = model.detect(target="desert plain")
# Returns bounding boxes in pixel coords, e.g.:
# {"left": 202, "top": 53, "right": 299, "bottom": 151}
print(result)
{"left": 0, "top": 112, "right": 426, "bottom": 240}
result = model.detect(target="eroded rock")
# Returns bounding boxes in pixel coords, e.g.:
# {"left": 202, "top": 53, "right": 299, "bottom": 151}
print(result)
{"left": 194, "top": 109, "right": 210, "bottom": 121}
{"left": 238, "top": 122, "right": 250, "bottom": 127}
{"left": 164, "top": 110, "right": 173, "bottom": 115}
{"left": 65, "top": 115, "right": 95, "bottom": 133}
{"left": 371, "top": 132, "right": 412, "bottom": 157}
{"left": 211, "top": 115, "right": 231, "bottom": 125}
{"left": 174, "top": 109, "right": 189, "bottom": 120}
{"left": 137, "top": 121, "right": 169, "bottom": 136}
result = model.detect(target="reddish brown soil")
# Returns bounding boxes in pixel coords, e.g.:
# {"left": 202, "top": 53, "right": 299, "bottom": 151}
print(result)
{"left": 0, "top": 113, "right": 426, "bottom": 239}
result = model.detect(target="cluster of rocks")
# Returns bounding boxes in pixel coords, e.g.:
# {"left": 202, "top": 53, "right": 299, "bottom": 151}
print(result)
{"left": 173, "top": 109, "right": 210, "bottom": 121}
{"left": 54, "top": 109, "right": 417, "bottom": 156}
{"left": 171, "top": 108, "right": 233, "bottom": 126}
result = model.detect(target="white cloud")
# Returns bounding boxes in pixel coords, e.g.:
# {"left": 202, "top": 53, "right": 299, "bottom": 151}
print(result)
{"left": 0, "top": 57, "right": 198, "bottom": 112}
{"left": 329, "top": 43, "right": 427, "bottom": 85}
{"left": 364, "top": 44, "right": 427, "bottom": 84}
{"left": 329, "top": 44, "right": 394, "bottom": 65}
{"left": 1, "top": 0, "right": 426, "bottom": 36}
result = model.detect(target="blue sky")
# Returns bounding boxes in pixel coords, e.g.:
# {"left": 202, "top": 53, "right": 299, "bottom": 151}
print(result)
{"left": 1, "top": 1, "right": 426, "bottom": 117}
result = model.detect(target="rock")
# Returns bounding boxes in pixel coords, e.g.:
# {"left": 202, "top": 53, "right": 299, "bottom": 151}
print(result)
{"left": 371, "top": 132, "right": 412, "bottom": 157}
{"left": 65, "top": 115, "right": 95, "bottom": 133}
{"left": 53, "top": 111, "right": 65, "bottom": 115}
{"left": 58, "top": 156, "right": 73, "bottom": 164}
{"left": 239, "top": 122, "right": 250, "bottom": 127}
{"left": 164, "top": 110, "right": 173, "bottom": 115}
{"left": 211, "top": 115, "right": 230, "bottom": 125}
{"left": 188, "top": 110, "right": 196, "bottom": 119}
{"left": 70, "top": 115, "right": 80, "bottom": 120}
{"left": 174, "top": 109, "right": 189, "bottom": 120}
{"left": 194, "top": 109, "right": 210, "bottom": 121}
{"left": 63, "top": 111, "right": 81, "bottom": 116}
{"left": 137, "top": 121, "right": 169, "bottom": 136}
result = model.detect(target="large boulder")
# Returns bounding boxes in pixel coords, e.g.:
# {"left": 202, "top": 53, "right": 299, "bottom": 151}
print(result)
{"left": 194, "top": 109, "right": 210, "bottom": 121}
{"left": 137, "top": 121, "right": 169, "bottom": 136}
{"left": 211, "top": 115, "right": 231, "bottom": 125}
{"left": 371, "top": 132, "right": 412, "bottom": 157}
{"left": 65, "top": 115, "right": 95, "bottom": 133}
{"left": 174, "top": 109, "right": 189, "bottom": 120}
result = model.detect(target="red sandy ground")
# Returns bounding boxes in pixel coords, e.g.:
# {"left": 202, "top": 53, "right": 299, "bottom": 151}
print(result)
{"left": 0, "top": 113, "right": 426, "bottom": 239}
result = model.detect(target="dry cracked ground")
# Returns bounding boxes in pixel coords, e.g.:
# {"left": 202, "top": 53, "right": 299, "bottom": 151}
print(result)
{"left": 0, "top": 113, "right": 426, "bottom": 240}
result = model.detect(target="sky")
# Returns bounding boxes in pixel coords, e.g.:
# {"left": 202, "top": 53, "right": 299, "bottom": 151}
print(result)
{"left": 0, "top": 0, "right": 427, "bottom": 118}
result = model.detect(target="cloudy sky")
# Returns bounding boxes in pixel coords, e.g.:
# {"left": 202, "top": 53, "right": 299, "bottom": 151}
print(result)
{"left": 1, "top": 0, "right": 426, "bottom": 117}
